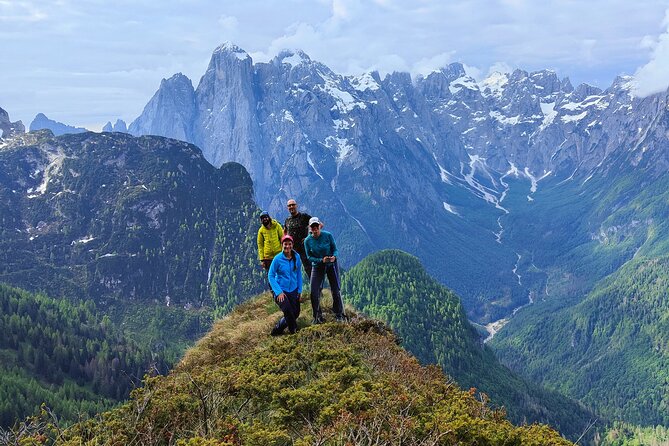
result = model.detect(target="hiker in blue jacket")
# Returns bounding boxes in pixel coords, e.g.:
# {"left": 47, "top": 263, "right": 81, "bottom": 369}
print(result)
{"left": 304, "top": 217, "right": 346, "bottom": 324}
{"left": 268, "top": 234, "right": 303, "bottom": 335}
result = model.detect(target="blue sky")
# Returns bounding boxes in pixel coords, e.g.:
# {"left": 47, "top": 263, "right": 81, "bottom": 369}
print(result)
{"left": 1, "top": 0, "right": 668, "bottom": 130}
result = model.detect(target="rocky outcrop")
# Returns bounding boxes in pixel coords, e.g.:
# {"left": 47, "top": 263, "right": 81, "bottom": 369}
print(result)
{"left": 103, "top": 119, "right": 128, "bottom": 133}
{"left": 0, "top": 107, "right": 25, "bottom": 139}
{"left": 128, "top": 73, "right": 196, "bottom": 141}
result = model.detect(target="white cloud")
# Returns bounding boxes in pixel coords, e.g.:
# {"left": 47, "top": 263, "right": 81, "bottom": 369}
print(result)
{"left": 634, "top": 8, "right": 669, "bottom": 97}
{"left": 486, "top": 62, "right": 513, "bottom": 76}
{"left": 411, "top": 52, "right": 456, "bottom": 77}
{"left": 0, "top": 1, "right": 47, "bottom": 22}
{"left": 218, "top": 15, "right": 239, "bottom": 31}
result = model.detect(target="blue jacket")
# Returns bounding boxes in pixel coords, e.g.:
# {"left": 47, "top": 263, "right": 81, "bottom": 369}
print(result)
{"left": 304, "top": 230, "right": 339, "bottom": 265}
{"left": 268, "top": 251, "right": 303, "bottom": 296}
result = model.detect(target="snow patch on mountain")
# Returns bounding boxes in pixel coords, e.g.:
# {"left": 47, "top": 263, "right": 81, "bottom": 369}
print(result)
{"left": 462, "top": 155, "right": 507, "bottom": 212}
{"left": 280, "top": 51, "right": 309, "bottom": 67}
{"left": 307, "top": 152, "right": 325, "bottom": 180}
{"left": 282, "top": 110, "right": 295, "bottom": 123}
{"left": 490, "top": 111, "right": 520, "bottom": 126}
{"left": 480, "top": 72, "right": 509, "bottom": 98}
{"left": 561, "top": 111, "right": 588, "bottom": 123}
{"left": 318, "top": 75, "right": 366, "bottom": 113}
{"left": 449, "top": 76, "right": 478, "bottom": 94}
{"left": 443, "top": 202, "right": 459, "bottom": 215}
{"left": 27, "top": 149, "right": 66, "bottom": 198}
{"left": 325, "top": 136, "right": 354, "bottom": 162}
{"left": 539, "top": 102, "right": 557, "bottom": 129}
{"left": 350, "top": 72, "right": 380, "bottom": 92}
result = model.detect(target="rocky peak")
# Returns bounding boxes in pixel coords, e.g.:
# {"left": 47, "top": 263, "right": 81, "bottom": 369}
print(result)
{"left": 211, "top": 42, "right": 251, "bottom": 60}
{"left": 528, "top": 70, "right": 563, "bottom": 96}
{"left": 440, "top": 62, "right": 467, "bottom": 82}
{"left": 273, "top": 49, "right": 312, "bottom": 67}
{"left": 202, "top": 42, "right": 253, "bottom": 86}
{"left": 479, "top": 71, "right": 510, "bottom": 98}
{"left": 0, "top": 107, "right": 25, "bottom": 139}
{"left": 29, "top": 113, "right": 87, "bottom": 136}
{"left": 102, "top": 119, "right": 128, "bottom": 133}
{"left": 128, "top": 73, "right": 195, "bottom": 141}
{"left": 574, "top": 83, "right": 603, "bottom": 101}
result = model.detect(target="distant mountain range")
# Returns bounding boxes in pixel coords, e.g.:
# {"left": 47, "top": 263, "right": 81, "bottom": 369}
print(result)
{"left": 29, "top": 113, "right": 88, "bottom": 136}
{"left": 127, "top": 42, "right": 669, "bottom": 322}
{"left": 123, "top": 42, "right": 669, "bottom": 429}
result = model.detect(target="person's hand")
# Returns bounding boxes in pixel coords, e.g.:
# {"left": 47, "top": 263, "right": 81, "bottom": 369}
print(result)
{"left": 277, "top": 292, "right": 286, "bottom": 302}
{"left": 322, "top": 256, "right": 329, "bottom": 263}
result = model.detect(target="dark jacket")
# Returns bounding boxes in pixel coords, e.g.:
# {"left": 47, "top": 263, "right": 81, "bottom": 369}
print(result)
{"left": 284, "top": 212, "right": 311, "bottom": 252}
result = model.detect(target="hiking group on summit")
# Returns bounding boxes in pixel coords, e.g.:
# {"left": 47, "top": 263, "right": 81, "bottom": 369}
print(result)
{"left": 257, "top": 199, "right": 346, "bottom": 335}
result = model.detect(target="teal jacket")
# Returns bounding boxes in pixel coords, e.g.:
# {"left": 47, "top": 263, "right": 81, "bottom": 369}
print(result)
{"left": 304, "top": 231, "right": 339, "bottom": 265}
{"left": 268, "top": 251, "right": 303, "bottom": 296}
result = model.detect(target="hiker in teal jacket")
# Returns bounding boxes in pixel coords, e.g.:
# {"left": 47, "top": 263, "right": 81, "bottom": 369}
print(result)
{"left": 304, "top": 217, "right": 345, "bottom": 324}
{"left": 268, "top": 234, "right": 303, "bottom": 335}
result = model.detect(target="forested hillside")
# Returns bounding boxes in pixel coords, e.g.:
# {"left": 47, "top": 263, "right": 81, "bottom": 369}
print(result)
{"left": 0, "top": 284, "right": 165, "bottom": 427}
{"left": 340, "top": 249, "right": 596, "bottom": 441}
{"left": 492, "top": 255, "right": 669, "bottom": 426}
{"left": 2, "top": 295, "right": 574, "bottom": 445}
{"left": 0, "top": 130, "right": 268, "bottom": 429}
{"left": 0, "top": 130, "right": 263, "bottom": 313}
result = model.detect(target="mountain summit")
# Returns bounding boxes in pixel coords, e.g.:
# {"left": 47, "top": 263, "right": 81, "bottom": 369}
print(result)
{"left": 31, "top": 295, "right": 573, "bottom": 445}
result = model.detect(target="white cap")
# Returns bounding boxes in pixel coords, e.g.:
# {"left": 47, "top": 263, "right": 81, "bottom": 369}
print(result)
{"left": 308, "top": 217, "right": 321, "bottom": 226}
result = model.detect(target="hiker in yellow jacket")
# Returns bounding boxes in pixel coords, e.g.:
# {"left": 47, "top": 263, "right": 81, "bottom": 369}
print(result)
{"left": 257, "top": 211, "right": 284, "bottom": 272}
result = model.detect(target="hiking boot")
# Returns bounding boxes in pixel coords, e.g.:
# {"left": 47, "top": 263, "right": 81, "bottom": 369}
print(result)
{"left": 311, "top": 316, "right": 325, "bottom": 325}
{"left": 335, "top": 314, "right": 348, "bottom": 323}
{"left": 270, "top": 326, "right": 285, "bottom": 336}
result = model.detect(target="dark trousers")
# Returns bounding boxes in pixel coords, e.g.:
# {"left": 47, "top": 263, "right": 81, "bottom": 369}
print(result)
{"left": 310, "top": 261, "right": 344, "bottom": 319}
{"left": 274, "top": 289, "right": 301, "bottom": 334}
{"left": 294, "top": 249, "right": 312, "bottom": 280}
{"left": 262, "top": 259, "right": 273, "bottom": 291}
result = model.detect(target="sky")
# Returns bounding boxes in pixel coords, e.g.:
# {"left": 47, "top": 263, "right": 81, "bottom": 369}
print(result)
{"left": 1, "top": 0, "right": 669, "bottom": 131}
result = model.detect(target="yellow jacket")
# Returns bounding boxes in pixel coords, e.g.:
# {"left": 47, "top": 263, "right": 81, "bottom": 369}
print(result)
{"left": 257, "top": 219, "right": 283, "bottom": 260}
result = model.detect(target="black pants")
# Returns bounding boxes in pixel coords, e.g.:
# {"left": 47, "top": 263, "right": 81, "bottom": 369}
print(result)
{"left": 294, "top": 249, "right": 312, "bottom": 280}
{"left": 262, "top": 259, "right": 273, "bottom": 291}
{"left": 310, "top": 261, "right": 344, "bottom": 319}
{"left": 274, "top": 289, "right": 301, "bottom": 334}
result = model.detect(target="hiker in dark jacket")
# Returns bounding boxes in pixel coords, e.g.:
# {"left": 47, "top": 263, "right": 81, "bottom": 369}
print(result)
{"left": 268, "top": 235, "right": 303, "bottom": 335}
{"left": 283, "top": 198, "right": 312, "bottom": 278}
{"left": 304, "top": 217, "right": 345, "bottom": 324}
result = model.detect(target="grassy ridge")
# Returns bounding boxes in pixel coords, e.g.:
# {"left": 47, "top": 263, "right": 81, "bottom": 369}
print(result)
{"left": 340, "top": 249, "right": 596, "bottom": 441}
{"left": 5, "top": 294, "right": 573, "bottom": 445}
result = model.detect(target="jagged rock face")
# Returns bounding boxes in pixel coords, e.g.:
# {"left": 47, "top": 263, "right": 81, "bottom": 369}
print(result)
{"left": 0, "top": 131, "right": 262, "bottom": 309}
{"left": 103, "top": 119, "right": 128, "bottom": 133}
{"left": 129, "top": 44, "right": 669, "bottom": 320}
{"left": 128, "top": 73, "right": 196, "bottom": 141}
{"left": 0, "top": 107, "right": 25, "bottom": 139}
{"left": 29, "top": 113, "right": 88, "bottom": 136}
